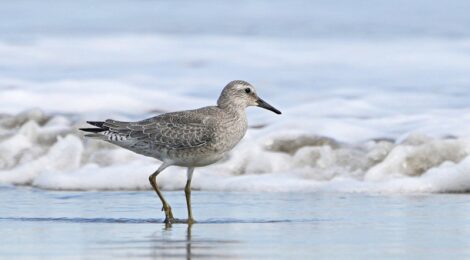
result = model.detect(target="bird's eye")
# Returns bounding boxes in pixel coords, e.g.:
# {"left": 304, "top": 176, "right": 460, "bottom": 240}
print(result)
{"left": 245, "top": 88, "right": 251, "bottom": 94}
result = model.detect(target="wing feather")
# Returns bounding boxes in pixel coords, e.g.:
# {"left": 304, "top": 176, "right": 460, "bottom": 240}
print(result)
{"left": 103, "top": 109, "right": 215, "bottom": 150}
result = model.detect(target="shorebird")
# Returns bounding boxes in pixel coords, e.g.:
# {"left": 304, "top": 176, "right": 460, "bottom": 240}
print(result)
{"left": 80, "top": 80, "right": 281, "bottom": 224}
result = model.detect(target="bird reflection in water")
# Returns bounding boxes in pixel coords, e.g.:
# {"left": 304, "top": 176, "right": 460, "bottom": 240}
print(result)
{"left": 156, "top": 222, "right": 237, "bottom": 260}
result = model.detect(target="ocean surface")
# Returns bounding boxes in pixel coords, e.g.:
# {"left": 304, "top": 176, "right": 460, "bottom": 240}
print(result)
{"left": 2, "top": 186, "right": 470, "bottom": 259}
{"left": 1, "top": 0, "right": 470, "bottom": 258}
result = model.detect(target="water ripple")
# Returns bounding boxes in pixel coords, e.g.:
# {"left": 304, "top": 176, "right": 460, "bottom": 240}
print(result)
{"left": 0, "top": 217, "right": 323, "bottom": 224}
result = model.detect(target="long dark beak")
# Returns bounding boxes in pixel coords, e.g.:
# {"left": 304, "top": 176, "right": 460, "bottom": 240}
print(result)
{"left": 256, "top": 97, "right": 282, "bottom": 114}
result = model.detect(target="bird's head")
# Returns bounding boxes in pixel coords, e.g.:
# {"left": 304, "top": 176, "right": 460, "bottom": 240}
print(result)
{"left": 217, "top": 80, "right": 281, "bottom": 114}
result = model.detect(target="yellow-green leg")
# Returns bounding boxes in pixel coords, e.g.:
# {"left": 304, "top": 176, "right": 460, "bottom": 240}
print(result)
{"left": 149, "top": 163, "right": 175, "bottom": 224}
{"left": 185, "top": 167, "right": 195, "bottom": 224}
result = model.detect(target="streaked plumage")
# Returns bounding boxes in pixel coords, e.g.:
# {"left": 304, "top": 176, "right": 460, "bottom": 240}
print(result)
{"left": 80, "top": 80, "right": 281, "bottom": 224}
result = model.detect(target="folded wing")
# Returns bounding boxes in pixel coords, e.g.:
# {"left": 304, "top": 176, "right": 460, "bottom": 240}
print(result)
{"left": 81, "top": 111, "right": 215, "bottom": 150}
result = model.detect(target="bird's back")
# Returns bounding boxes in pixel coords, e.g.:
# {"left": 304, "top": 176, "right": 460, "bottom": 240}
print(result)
{"left": 82, "top": 105, "right": 248, "bottom": 167}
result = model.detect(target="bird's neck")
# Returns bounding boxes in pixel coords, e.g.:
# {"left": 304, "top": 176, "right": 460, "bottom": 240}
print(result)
{"left": 218, "top": 103, "right": 246, "bottom": 116}
{"left": 218, "top": 104, "right": 248, "bottom": 135}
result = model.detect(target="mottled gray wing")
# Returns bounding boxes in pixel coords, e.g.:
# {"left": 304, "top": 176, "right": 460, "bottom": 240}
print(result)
{"left": 103, "top": 112, "right": 214, "bottom": 150}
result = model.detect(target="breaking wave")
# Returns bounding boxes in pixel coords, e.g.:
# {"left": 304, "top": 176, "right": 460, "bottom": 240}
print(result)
{"left": 1, "top": 34, "right": 470, "bottom": 194}
{"left": 1, "top": 109, "right": 470, "bottom": 193}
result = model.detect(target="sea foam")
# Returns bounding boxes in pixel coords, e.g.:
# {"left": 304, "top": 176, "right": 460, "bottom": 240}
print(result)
{"left": 1, "top": 109, "right": 470, "bottom": 193}
{"left": 1, "top": 34, "right": 470, "bottom": 193}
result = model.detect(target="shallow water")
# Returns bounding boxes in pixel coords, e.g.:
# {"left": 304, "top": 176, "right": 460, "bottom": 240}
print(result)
{"left": 2, "top": 186, "right": 470, "bottom": 259}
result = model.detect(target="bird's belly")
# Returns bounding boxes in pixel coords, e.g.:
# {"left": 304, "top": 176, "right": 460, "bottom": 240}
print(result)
{"left": 166, "top": 149, "right": 226, "bottom": 167}
{"left": 166, "top": 125, "right": 246, "bottom": 167}
{"left": 121, "top": 141, "right": 226, "bottom": 167}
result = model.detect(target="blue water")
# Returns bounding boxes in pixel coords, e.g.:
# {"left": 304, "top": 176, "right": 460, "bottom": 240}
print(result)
{"left": 2, "top": 0, "right": 470, "bottom": 119}
{"left": 2, "top": 0, "right": 470, "bottom": 39}
{"left": 2, "top": 186, "right": 470, "bottom": 259}
{"left": 2, "top": 0, "right": 470, "bottom": 92}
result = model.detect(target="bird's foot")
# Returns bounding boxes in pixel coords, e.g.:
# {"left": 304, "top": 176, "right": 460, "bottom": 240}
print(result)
{"left": 162, "top": 205, "right": 174, "bottom": 222}
{"left": 187, "top": 218, "right": 196, "bottom": 225}
{"left": 160, "top": 206, "right": 195, "bottom": 225}
{"left": 164, "top": 217, "right": 176, "bottom": 225}
{"left": 166, "top": 218, "right": 196, "bottom": 225}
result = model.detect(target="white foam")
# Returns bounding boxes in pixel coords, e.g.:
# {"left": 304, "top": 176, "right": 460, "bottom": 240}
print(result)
{"left": 0, "top": 111, "right": 469, "bottom": 193}
{"left": 0, "top": 134, "right": 83, "bottom": 185}
{"left": 1, "top": 106, "right": 470, "bottom": 193}
{"left": 1, "top": 34, "right": 470, "bottom": 193}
